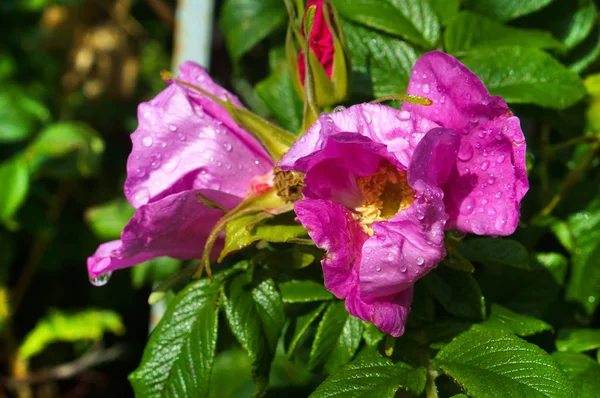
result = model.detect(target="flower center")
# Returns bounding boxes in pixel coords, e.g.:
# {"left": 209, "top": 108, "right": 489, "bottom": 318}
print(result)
{"left": 353, "top": 162, "right": 414, "bottom": 236}
{"left": 274, "top": 167, "right": 306, "bottom": 203}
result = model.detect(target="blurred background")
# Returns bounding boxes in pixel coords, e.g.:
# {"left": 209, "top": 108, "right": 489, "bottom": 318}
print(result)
{"left": 0, "top": 0, "right": 250, "bottom": 396}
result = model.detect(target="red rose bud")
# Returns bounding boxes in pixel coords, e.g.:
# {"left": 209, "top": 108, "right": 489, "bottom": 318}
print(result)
{"left": 290, "top": 0, "right": 350, "bottom": 110}
{"left": 298, "top": 0, "right": 335, "bottom": 84}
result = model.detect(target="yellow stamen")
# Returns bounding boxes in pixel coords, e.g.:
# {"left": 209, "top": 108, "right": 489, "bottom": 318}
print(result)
{"left": 353, "top": 162, "right": 414, "bottom": 235}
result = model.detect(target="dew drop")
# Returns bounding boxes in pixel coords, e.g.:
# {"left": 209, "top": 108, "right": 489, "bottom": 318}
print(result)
{"left": 488, "top": 176, "right": 496, "bottom": 185}
{"left": 333, "top": 105, "right": 346, "bottom": 112}
{"left": 422, "top": 84, "right": 430, "bottom": 94}
{"left": 169, "top": 124, "right": 177, "bottom": 132}
{"left": 440, "top": 96, "right": 446, "bottom": 104}
{"left": 398, "top": 110, "right": 411, "bottom": 120}
{"left": 135, "top": 167, "right": 146, "bottom": 177}
{"left": 162, "top": 156, "right": 180, "bottom": 173}
{"left": 461, "top": 198, "right": 475, "bottom": 215}
{"left": 89, "top": 271, "right": 112, "bottom": 287}
{"left": 457, "top": 144, "right": 474, "bottom": 162}
{"left": 223, "top": 143, "right": 233, "bottom": 152}
{"left": 142, "top": 136, "right": 153, "bottom": 147}
{"left": 387, "top": 253, "right": 395, "bottom": 261}
{"left": 480, "top": 160, "right": 490, "bottom": 171}
{"left": 481, "top": 97, "right": 489, "bottom": 106}
{"left": 376, "top": 266, "right": 381, "bottom": 272}
{"left": 416, "top": 257, "right": 425, "bottom": 265}
{"left": 132, "top": 188, "right": 150, "bottom": 206}
{"left": 495, "top": 191, "right": 502, "bottom": 199}
{"left": 365, "top": 247, "right": 372, "bottom": 254}
{"left": 497, "top": 155, "right": 505, "bottom": 164}
{"left": 470, "top": 116, "right": 479, "bottom": 124}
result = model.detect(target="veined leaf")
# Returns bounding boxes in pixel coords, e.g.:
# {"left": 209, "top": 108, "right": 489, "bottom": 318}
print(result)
{"left": 310, "top": 349, "right": 427, "bottom": 397}
{"left": 463, "top": 0, "right": 554, "bottom": 21}
{"left": 223, "top": 274, "right": 285, "bottom": 394}
{"left": 285, "top": 303, "right": 327, "bottom": 358}
{"left": 480, "top": 303, "right": 552, "bottom": 336}
{"left": 434, "top": 326, "right": 577, "bottom": 398}
{"left": 460, "top": 46, "right": 586, "bottom": 110}
{"left": 445, "top": 11, "right": 562, "bottom": 53}
{"left": 280, "top": 280, "right": 334, "bottom": 303}
{"left": 309, "top": 301, "right": 363, "bottom": 372}
{"left": 332, "top": 0, "right": 439, "bottom": 49}
{"left": 458, "top": 237, "right": 530, "bottom": 269}
{"left": 129, "top": 278, "right": 221, "bottom": 397}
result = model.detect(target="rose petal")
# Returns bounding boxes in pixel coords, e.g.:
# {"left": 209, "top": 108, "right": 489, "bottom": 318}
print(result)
{"left": 346, "top": 286, "right": 413, "bottom": 337}
{"left": 403, "top": 51, "right": 528, "bottom": 235}
{"left": 294, "top": 198, "right": 366, "bottom": 298}
{"left": 87, "top": 189, "right": 239, "bottom": 278}
{"left": 279, "top": 103, "right": 439, "bottom": 172}
{"left": 125, "top": 63, "right": 272, "bottom": 208}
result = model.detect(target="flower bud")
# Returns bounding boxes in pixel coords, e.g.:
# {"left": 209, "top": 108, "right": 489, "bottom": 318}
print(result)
{"left": 289, "top": 0, "right": 350, "bottom": 109}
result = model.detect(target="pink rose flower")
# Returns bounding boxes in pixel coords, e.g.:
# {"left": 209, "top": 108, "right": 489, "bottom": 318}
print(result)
{"left": 279, "top": 51, "right": 529, "bottom": 336}
{"left": 87, "top": 62, "right": 273, "bottom": 280}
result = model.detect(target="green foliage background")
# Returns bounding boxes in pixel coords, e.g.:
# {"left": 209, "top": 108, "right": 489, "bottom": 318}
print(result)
{"left": 3, "top": 0, "right": 600, "bottom": 397}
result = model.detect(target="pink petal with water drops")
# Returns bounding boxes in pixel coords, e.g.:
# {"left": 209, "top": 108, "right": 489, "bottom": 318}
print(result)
{"left": 359, "top": 128, "right": 458, "bottom": 300}
{"left": 279, "top": 103, "right": 439, "bottom": 173}
{"left": 403, "top": 51, "right": 528, "bottom": 235}
{"left": 125, "top": 62, "right": 272, "bottom": 209}
{"left": 87, "top": 189, "right": 239, "bottom": 279}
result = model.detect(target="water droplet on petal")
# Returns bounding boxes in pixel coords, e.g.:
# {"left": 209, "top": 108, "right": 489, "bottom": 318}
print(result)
{"left": 488, "top": 176, "right": 496, "bottom": 185}
{"left": 470, "top": 116, "right": 479, "bottom": 124}
{"left": 398, "top": 110, "right": 411, "bottom": 120}
{"left": 497, "top": 155, "right": 506, "bottom": 164}
{"left": 223, "top": 143, "right": 232, "bottom": 152}
{"left": 89, "top": 271, "right": 112, "bottom": 286}
{"left": 333, "top": 105, "right": 346, "bottom": 112}
{"left": 457, "top": 144, "right": 474, "bottom": 162}
{"left": 136, "top": 167, "right": 146, "bottom": 177}
{"left": 376, "top": 266, "right": 381, "bottom": 272}
{"left": 387, "top": 253, "right": 395, "bottom": 261}
{"left": 481, "top": 160, "right": 490, "bottom": 171}
{"left": 422, "top": 84, "right": 430, "bottom": 94}
{"left": 416, "top": 257, "right": 424, "bottom": 265}
{"left": 481, "top": 97, "right": 489, "bottom": 106}
{"left": 142, "top": 136, "right": 153, "bottom": 147}
{"left": 440, "top": 96, "right": 446, "bottom": 104}
{"left": 162, "top": 156, "right": 180, "bottom": 173}
{"left": 132, "top": 188, "right": 150, "bottom": 206}
{"left": 495, "top": 191, "right": 502, "bottom": 199}
{"left": 460, "top": 197, "right": 475, "bottom": 215}
{"left": 169, "top": 124, "right": 177, "bottom": 132}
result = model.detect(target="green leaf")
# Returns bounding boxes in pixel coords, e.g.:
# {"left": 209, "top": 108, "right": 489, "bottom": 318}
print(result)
{"left": 18, "top": 309, "right": 124, "bottom": 361}
{"left": 445, "top": 11, "right": 562, "bottom": 53}
{"left": 556, "top": 329, "right": 600, "bottom": 353}
{"left": 423, "top": 266, "right": 486, "bottom": 320}
{"left": 460, "top": 46, "right": 586, "bottom": 110}
{"left": 553, "top": 351, "right": 600, "bottom": 398}
{"left": 255, "top": 61, "right": 303, "bottom": 133}
{"left": 463, "top": 0, "right": 554, "bottom": 21}
{"left": 129, "top": 278, "right": 220, "bottom": 398}
{"left": 434, "top": 326, "right": 577, "bottom": 398}
{"left": 309, "top": 301, "right": 363, "bottom": 372}
{"left": 568, "top": 26, "right": 600, "bottom": 74}
{"left": 362, "top": 321, "right": 386, "bottom": 346}
{"left": 524, "top": 0, "right": 598, "bottom": 50}
{"left": 286, "top": 303, "right": 327, "bottom": 358}
{"left": 480, "top": 303, "right": 552, "bottom": 336}
{"left": 566, "top": 199, "right": 600, "bottom": 315}
{"left": 428, "top": 0, "right": 460, "bottom": 26}
{"left": 26, "top": 121, "right": 105, "bottom": 178}
{"left": 343, "top": 21, "right": 418, "bottom": 97}
{"left": 310, "top": 349, "right": 427, "bottom": 397}
{"left": 221, "top": 212, "right": 307, "bottom": 260}
{"left": 280, "top": 280, "right": 334, "bottom": 303}
{"left": 332, "top": 0, "right": 440, "bottom": 49}
{"left": 219, "top": 0, "right": 287, "bottom": 61}
{"left": 0, "top": 84, "right": 49, "bottom": 143}
{"left": 85, "top": 198, "right": 135, "bottom": 240}
{"left": 458, "top": 237, "right": 530, "bottom": 269}
{"left": 223, "top": 274, "right": 285, "bottom": 394}
{"left": 535, "top": 252, "right": 568, "bottom": 285}
{"left": 0, "top": 155, "right": 29, "bottom": 223}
